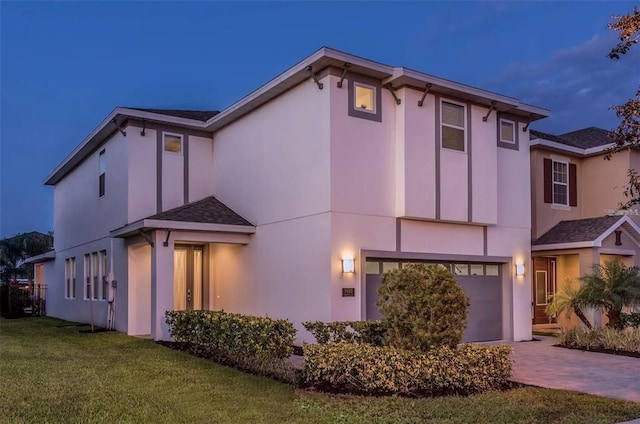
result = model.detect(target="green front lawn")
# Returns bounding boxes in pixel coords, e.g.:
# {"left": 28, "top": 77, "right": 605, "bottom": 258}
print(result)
{"left": 1, "top": 318, "right": 638, "bottom": 424}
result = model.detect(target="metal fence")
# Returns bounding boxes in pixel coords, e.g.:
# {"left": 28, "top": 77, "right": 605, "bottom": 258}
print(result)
{"left": 0, "top": 282, "right": 47, "bottom": 317}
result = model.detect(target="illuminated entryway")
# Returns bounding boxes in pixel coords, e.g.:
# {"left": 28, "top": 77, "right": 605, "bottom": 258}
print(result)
{"left": 174, "top": 245, "right": 205, "bottom": 310}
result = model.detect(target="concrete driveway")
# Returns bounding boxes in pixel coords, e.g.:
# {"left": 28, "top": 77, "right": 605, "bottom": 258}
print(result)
{"left": 508, "top": 336, "right": 640, "bottom": 403}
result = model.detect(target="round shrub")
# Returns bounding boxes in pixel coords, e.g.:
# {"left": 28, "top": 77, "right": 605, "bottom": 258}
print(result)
{"left": 377, "top": 263, "right": 469, "bottom": 351}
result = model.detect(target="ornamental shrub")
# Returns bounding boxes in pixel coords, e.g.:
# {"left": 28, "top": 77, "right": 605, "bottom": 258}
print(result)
{"left": 377, "top": 263, "right": 469, "bottom": 351}
{"left": 617, "top": 312, "right": 640, "bottom": 329}
{"left": 302, "top": 342, "right": 512, "bottom": 396}
{"left": 302, "top": 320, "right": 387, "bottom": 346}
{"left": 165, "top": 310, "right": 296, "bottom": 360}
{"left": 559, "top": 327, "right": 640, "bottom": 353}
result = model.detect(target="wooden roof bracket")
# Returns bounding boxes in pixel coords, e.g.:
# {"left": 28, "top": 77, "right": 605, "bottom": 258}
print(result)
{"left": 418, "top": 83, "right": 432, "bottom": 107}
{"left": 306, "top": 66, "right": 323, "bottom": 90}
{"left": 482, "top": 101, "right": 497, "bottom": 122}
{"left": 337, "top": 62, "right": 351, "bottom": 88}
{"left": 163, "top": 229, "right": 172, "bottom": 247}
{"left": 384, "top": 83, "right": 401, "bottom": 105}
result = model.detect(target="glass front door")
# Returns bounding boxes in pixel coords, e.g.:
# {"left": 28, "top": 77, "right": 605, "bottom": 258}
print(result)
{"left": 174, "top": 245, "right": 204, "bottom": 310}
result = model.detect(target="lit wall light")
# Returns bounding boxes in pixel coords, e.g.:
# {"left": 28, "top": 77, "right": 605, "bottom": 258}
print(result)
{"left": 342, "top": 258, "right": 355, "bottom": 273}
{"left": 515, "top": 263, "right": 525, "bottom": 276}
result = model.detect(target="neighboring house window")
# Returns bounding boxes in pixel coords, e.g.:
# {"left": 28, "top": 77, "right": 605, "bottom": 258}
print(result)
{"left": 500, "top": 119, "right": 515, "bottom": 144}
{"left": 65, "top": 257, "right": 76, "bottom": 299}
{"left": 353, "top": 83, "right": 376, "bottom": 113}
{"left": 441, "top": 100, "right": 466, "bottom": 152}
{"left": 543, "top": 158, "right": 577, "bottom": 206}
{"left": 84, "top": 254, "right": 91, "bottom": 299}
{"left": 98, "top": 150, "right": 106, "bottom": 197}
{"left": 100, "top": 250, "right": 108, "bottom": 301}
{"left": 164, "top": 133, "right": 183, "bottom": 154}
{"left": 552, "top": 161, "right": 568, "bottom": 205}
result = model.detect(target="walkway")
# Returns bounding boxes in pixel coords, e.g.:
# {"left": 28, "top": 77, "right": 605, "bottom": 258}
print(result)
{"left": 509, "top": 336, "right": 639, "bottom": 403}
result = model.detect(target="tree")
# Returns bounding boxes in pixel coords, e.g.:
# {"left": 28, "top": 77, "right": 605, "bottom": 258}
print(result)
{"left": 0, "top": 232, "right": 53, "bottom": 282}
{"left": 606, "top": 7, "right": 640, "bottom": 207}
{"left": 548, "top": 259, "right": 640, "bottom": 329}
{"left": 376, "top": 263, "right": 469, "bottom": 351}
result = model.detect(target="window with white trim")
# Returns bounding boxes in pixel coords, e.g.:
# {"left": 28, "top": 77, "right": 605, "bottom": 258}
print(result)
{"left": 65, "top": 257, "right": 76, "bottom": 299}
{"left": 353, "top": 82, "right": 376, "bottom": 113}
{"left": 163, "top": 133, "right": 183, "bottom": 154}
{"left": 100, "top": 250, "right": 108, "bottom": 301}
{"left": 500, "top": 119, "right": 515, "bottom": 143}
{"left": 552, "top": 160, "right": 568, "bottom": 205}
{"left": 98, "top": 150, "right": 106, "bottom": 197}
{"left": 84, "top": 254, "right": 91, "bottom": 299}
{"left": 441, "top": 100, "right": 466, "bottom": 152}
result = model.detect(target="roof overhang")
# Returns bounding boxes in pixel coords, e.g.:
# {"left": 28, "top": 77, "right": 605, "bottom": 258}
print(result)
{"left": 24, "top": 251, "right": 55, "bottom": 264}
{"left": 110, "top": 219, "right": 256, "bottom": 238}
{"left": 532, "top": 216, "right": 640, "bottom": 251}
{"left": 530, "top": 137, "right": 615, "bottom": 157}
{"left": 45, "top": 46, "right": 550, "bottom": 185}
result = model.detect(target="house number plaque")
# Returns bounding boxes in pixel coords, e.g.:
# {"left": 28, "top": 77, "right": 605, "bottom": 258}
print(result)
{"left": 342, "top": 288, "right": 355, "bottom": 297}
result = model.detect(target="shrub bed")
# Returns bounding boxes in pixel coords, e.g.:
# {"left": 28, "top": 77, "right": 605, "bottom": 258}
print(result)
{"left": 302, "top": 320, "right": 387, "bottom": 346}
{"left": 302, "top": 342, "right": 513, "bottom": 396}
{"left": 558, "top": 327, "right": 640, "bottom": 355}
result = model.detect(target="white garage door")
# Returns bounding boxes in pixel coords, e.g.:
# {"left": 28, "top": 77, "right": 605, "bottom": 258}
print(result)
{"left": 365, "top": 260, "right": 502, "bottom": 342}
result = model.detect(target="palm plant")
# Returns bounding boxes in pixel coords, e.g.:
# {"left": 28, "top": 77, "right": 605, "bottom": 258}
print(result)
{"left": 547, "top": 259, "right": 640, "bottom": 329}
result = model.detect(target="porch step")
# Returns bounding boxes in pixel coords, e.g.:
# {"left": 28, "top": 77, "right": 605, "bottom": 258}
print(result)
{"left": 533, "top": 324, "right": 562, "bottom": 334}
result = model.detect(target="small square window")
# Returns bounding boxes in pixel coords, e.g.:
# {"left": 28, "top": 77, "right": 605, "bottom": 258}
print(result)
{"left": 454, "top": 264, "right": 469, "bottom": 275}
{"left": 354, "top": 83, "right": 375, "bottom": 112}
{"left": 365, "top": 261, "right": 380, "bottom": 275}
{"left": 500, "top": 120, "right": 515, "bottom": 143}
{"left": 470, "top": 264, "right": 484, "bottom": 276}
{"left": 164, "top": 134, "right": 182, "bottom": 153}
{"left": 485, "top": 265, "right": 499, "bottom": 276}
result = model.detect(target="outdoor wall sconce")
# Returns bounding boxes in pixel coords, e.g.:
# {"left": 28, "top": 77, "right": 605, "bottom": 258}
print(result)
{"left": 515, "top": 263, "right": 525, "bottom": 277}
{"left": 342, "top": 258, "right": 355, "bottom": 273}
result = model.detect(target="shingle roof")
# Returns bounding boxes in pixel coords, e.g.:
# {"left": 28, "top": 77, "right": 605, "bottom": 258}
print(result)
{"left": 146, "top": 196, "right": 253, "bottom": 226}
{"left": 533, "top": 216, "right": 622, "bottom": 245}
{"left": 530, "top": 127, "right": 613, "bottom": 149}
{"left": 559, "top": 127, "right": 613, "bottom": 149}
{"left": 129, "top": 108, "right": 220, "bottom": 122}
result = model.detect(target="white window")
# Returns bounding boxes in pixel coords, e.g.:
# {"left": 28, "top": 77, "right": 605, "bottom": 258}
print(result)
{"left": 353, "top": 83, "right": 376, "bottom": 113}
{"left": 84, "top": 254, "right": 91, "bottom": 299}
{"left": 552, "top": 160, "right": 568, "bottom": 205}
{"left": 98, "top": 150, "right": 106, "bottom": 197}
{"left": 92, "top": 253, "right": 99, "bottom": 300}
{"left": 163, "top": 133, "right": 183, "bottom": 154}
{"left": 100, "top": 250, "right": 108, "bottom": 301}
{"left": 64, "top": 258, "right": 76, "bottom": 299}
{"left": 500, "top": 119, "right": 515, "bottom": 143}
{"left": 441, "top": 100, "right": 466, "bottom": 152}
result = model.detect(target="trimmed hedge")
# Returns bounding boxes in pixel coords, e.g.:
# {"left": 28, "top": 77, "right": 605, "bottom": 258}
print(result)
{"left": 165, "top": 310, "right": 296, "bottom": 360}
{"left": 302, "top": 342, "right": 513, "bottom": 396}
{"left": 302, "top": 320, "right": 387, "bottom": 346}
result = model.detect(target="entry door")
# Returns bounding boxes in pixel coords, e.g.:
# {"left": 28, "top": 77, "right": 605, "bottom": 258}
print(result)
{"left": 174, "top": 245, "right": 204, "bottom": 310}
{"left": 532, "top": 257, "right": 556, "bottom": 324}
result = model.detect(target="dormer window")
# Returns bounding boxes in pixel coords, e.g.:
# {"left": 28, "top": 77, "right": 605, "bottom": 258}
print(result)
{"left": 348, "top": 77, "right": 382, "bottom": 122}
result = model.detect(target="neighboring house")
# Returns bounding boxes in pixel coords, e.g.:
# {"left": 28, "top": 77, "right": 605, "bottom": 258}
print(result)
{"left": 31, "top": 47, "right": 549, "bottom": 343}
{"left": 529, "top": 127, "right": 640, "bottom": 328}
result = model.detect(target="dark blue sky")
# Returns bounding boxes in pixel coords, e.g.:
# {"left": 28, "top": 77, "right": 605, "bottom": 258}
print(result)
{"left": 1, "top": 1, "right": 638, "bottom": 238}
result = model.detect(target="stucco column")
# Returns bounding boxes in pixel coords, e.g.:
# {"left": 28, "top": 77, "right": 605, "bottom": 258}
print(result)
{"left": 151, "top": 230, "right": 174, "bottom": 341}
{"left": 578, "top": 248, "right": 600, "bottom": 327}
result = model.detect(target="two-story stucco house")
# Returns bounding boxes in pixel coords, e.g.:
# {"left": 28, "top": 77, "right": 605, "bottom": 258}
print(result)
{"left": 31, "top": 47, "right": 550, "bottom": 343}
{"left": 529, "top": 127, "right": 640, "bottom": 329}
